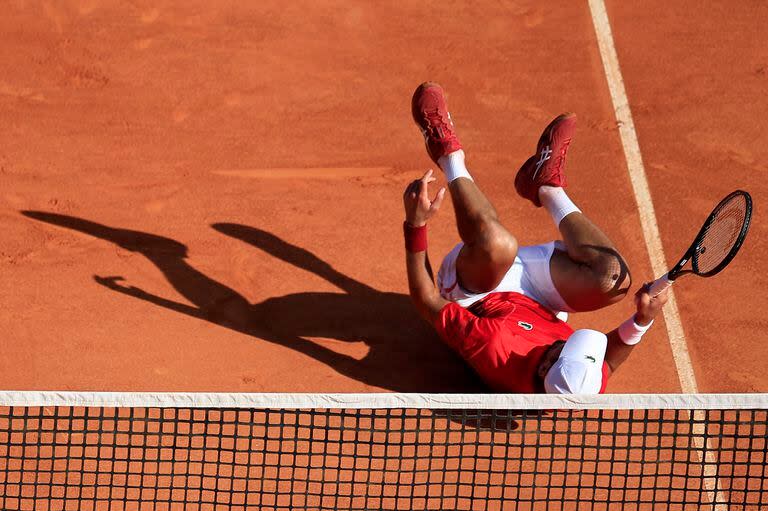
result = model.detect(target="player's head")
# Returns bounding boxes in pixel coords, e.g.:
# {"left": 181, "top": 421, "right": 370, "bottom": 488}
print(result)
{"left": 539, "top": 329, "right": 607, "bottom": 394}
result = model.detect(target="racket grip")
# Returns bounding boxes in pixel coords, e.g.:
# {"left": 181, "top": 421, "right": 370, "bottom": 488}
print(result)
{"left": 649, "top": 273, "right": 673, "bottom": 297}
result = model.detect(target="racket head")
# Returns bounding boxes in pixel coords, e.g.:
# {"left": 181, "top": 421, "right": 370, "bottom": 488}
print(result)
{"left": 689, "top": 190, "right": 752, "bottom": 277}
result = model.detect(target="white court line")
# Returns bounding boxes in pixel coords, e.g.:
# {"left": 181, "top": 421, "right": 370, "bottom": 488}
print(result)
{"left": 587, "top": 1, "right": 726, "bottom": 508}
{"left": 587, "top": 0, "right": 698, "bottom": 394}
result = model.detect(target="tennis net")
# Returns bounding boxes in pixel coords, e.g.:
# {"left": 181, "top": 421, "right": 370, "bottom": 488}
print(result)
{"left": 0, "top": 392, "right": 766, "bottom": 510}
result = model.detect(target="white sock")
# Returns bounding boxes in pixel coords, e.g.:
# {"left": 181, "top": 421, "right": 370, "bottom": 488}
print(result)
{"left": 437, "top": 150, "right": 473, "bottom": 182}
{"left": 538, "top": 186, "right": 581, "bottom": 227}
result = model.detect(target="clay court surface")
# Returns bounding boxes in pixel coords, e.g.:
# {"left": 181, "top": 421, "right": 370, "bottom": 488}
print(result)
{"left": 1, "top": 1, "right": 767, "bottom": 394}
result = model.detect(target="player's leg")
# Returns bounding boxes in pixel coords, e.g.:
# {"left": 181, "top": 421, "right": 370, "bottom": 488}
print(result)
{"left": 515, "top": 115, "right": 631, "bottom": 312}
{"left": 412, "top": 83, "right": 518, "bottom": 293}
{"left": 547, "top": 200, "right": 631, "bottom": 311}
{"left": 445, "top": 153, "right": 519, "bottom": 293}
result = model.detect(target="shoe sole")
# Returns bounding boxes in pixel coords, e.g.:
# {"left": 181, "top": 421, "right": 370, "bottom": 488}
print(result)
{"left": 411, "top": 82, "right": 445, "bottom": 125}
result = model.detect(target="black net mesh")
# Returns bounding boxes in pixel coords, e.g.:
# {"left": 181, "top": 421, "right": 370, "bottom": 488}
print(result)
{"left": 1, "top": 405, "right": 766, "bottom": 510}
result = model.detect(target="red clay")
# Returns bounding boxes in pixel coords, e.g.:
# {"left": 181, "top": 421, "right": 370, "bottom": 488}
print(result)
{"left": 1, "top": 1, "right": 761, "bottom": 393}
{"left": 606, "top": 0, "right": 768, "bottom": 392}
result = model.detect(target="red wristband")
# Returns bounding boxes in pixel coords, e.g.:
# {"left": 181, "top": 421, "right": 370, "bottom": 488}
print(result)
{"left": 403, "top": 222, "right": 427, "bottom": 253}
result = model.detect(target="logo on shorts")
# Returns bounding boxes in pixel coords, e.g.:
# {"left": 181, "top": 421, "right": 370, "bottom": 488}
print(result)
{"left": 517, "top": 321, "right": 533, "bottom": 331}
{"left": 585, "top": 355, "right": 596, "bottom": 363}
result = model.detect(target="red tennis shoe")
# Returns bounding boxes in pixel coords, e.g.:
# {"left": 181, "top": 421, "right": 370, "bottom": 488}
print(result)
{"left": 411, "top": 82, "right": 463, "bottom": 164}
{"left": 514, "top": 113, "right": 576, "bottom": 207}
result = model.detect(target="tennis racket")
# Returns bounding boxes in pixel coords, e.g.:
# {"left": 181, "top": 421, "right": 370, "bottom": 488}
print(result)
{"left": 649, "top": 190, "right": 753, "bottom": 296}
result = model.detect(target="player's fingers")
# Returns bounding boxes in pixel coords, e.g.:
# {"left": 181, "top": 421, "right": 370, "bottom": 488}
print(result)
{"left": 635, "top": 282, "right": 652, "bottom": 297}
{"left": 635, "top": 283, "right": 652, "bottom": 307}
{"left": 418, "top": 178, "right": 431, "bottom": 200}
{"left": 644, "top": 281, "right": 668, "bottom": 303}
{"left": 420, "top": 169, "right": 434, "bottom": 182}
{"left": 431, "top": 187, "right": 447, "bottom": 211}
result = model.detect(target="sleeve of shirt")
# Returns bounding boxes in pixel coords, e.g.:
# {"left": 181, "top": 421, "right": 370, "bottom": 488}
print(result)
{"left": 599, "top": 362, "right": 612, "bottom": 394}
{"left": 433, "top": 302, "right": 498, "bottom": 360}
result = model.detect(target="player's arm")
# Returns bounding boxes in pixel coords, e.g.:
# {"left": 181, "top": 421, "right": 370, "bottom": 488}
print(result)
{"left": 406, "top": 250, "right": 448, "bottom": 323}
{"left": 403, "top": 170, "right": 449, "bottom": 323}
{"left": 604, "top": 283, "right": 669, "bottom": 372}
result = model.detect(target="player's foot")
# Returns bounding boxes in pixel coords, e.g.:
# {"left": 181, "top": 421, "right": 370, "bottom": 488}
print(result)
{"left": 411, "top": 82, "right": 463, "bottom": 165}
{"left": 514, "top": 113, "right": 576, "bottom": 207}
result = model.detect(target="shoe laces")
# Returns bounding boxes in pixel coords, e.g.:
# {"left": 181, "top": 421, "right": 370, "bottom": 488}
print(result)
{"left": 423, "top": 109, "right": 453, "bottom": 139}
{"left": 553, "top": 138, "right": 572, "bottom": 168}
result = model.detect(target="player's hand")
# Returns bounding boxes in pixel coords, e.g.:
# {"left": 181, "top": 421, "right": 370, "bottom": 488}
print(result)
{"left": 403, "top": 169, "right": 446, "bottom": 227}
{"left": 94, "top": 275, "right": 147, "bottom": 296}
{"left": 634, "top": 282, "right": 669, "bottom": 326}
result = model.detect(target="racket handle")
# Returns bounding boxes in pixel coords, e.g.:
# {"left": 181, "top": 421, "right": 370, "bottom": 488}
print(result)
{"left": 649, "top": 273, "right": 673, "bottom": 297}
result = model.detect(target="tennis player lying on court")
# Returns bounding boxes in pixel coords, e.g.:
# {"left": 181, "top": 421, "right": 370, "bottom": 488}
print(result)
{"left": 404, "top": 82, "right": 670, "bottom": 394}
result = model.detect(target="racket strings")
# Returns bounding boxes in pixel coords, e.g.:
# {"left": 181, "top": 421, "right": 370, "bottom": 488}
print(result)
{"left": 694, "top": 195, "right": 749, "bottom": 274}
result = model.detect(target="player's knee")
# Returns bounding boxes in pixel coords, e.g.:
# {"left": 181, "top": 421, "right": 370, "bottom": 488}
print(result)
{"left": 477, "top": 226, "right": 518, "bottom": 266}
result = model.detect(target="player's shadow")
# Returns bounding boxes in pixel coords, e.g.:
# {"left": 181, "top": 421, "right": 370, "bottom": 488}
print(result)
{"left": 21, "top": 211, "right": 483, "bottom": 392}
